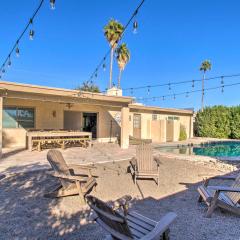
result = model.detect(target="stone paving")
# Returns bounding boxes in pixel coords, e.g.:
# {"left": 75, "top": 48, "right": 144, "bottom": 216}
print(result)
{"left": 0, "top": 143, "right": 136, "bottom": 176}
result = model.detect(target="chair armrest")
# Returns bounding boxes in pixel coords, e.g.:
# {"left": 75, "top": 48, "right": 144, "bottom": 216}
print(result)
{"left": 112, "top": 195, "right": 132, "bottom": 215}
{"left": 201, "top": 175, "right": 237, "bottom": 187}
{"left": 199, "top": 174, "right": 237, "bottom": 181}
{"left": 208, "top": 186, "right": 240, "bottom": 193}
{"left": 141, "top": 212, "right": 177, "bottom": 240}
{"left": 68, "top": 164, "right": 96, "bottom": 170}
{"left": 48, "top": 172, "right": 89, "bottom": 181}
{"left": 153, "top": 156, "right": 161, "bottom": 166}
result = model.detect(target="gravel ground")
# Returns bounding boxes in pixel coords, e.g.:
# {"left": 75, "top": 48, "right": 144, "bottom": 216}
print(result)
{"left": 0, "top": 157, "right": 239, "bottom": 240}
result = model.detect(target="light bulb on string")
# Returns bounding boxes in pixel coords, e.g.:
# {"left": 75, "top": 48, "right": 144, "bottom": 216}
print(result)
{"left": 16, "top": 42, "right": 20, "bottom": 57}
{"left": 8, "top": 56, "right": 11, "bottom": 67}
{"left": 133, "top": 20, "right": 138, "bottom": 34}
{"left": 221, "top": 85, "right": 224, "bottom": 93}
{"left": 221, "top": 76, "right": 224, "bottom": 85}
{"left": 130, "top": 88, "right": 133, "bottom": 95}
{"left": 50, "top": 0, "right": 55, "bottom": 10}
{"left": 192, "top": 80, "right": 195, "bottom": 88}
{"left": 186, "top": 92, "right": 189, "bottom": 98}
{"left": 2, "top": 68, "right": 5, "bottom": 74}
{"left": 102, "top": 63, "right": 106, "bottom": 71}
{"left": 153, "top": 97, "right": 156, "bottom": 102}
{"left": 29, "top": 19, "right": 34, "bottom": 40}
{"left": 147, "top": 86, "right": 150, "bottom": 95}
{"left": 173, "top": 94, "right": 176, "bottom": 100}
{"left": 162, "top": 96, "right": 165, "bottom": 101}
{"left": 168, "top": 83, "right": 171, "bottom": 90}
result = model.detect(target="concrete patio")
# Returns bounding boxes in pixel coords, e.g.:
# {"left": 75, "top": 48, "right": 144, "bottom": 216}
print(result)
{"left": 0, "top": 143, "right": 137, "bottom": 175}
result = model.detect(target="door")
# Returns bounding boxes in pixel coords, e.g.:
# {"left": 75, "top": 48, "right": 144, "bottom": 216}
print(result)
{"left": 133, "top": 114, "right": 141, "bottom": 139}
{"left": 82, "top": 112, "right": 97, "bottom": 139}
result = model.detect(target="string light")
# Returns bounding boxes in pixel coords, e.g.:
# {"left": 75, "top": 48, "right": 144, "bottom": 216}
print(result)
{"left": 131, "top": 88, "right": 133, "bottom": 95}
{"left": 29, "top": 19, "right": 35, "bottom": 40}
{"left": 136, "top": 82, "right": 240, "bottom": 102}
{"left": 147, "top": 86, "right": 150, "bottom": 95}
{"left": 102, "top": 62, "right": 106, "bottom": 71}
{"left": 7, "top": 56, "right": 11, "bottom": 67}
{"left": 85, "top": 0, "right": 145, "bottom": 85}
{"left": 16, "top": 43, "right": 20, "bottom": 57}
{"left": 0, "top": 0, "right": 52, "bottom": 75}
{"left": 168, "top": 83, "right": 171, "bottom": 90}
{"left": 133, "top": 20, "right": 138, "bottom": 34}
{"left": 221, "top": 76, "right": 224, "bottom": 85}
{"left": 50, "top": 0, "right": 56, "bottom": 10}
{"left": 192, "top": 80, "right": 195, "bottom": 88}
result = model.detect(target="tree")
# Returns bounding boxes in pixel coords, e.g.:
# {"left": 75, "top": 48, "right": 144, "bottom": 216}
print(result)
{"left": 116, "top": 43, "right": 130, "bottom": 88}
{"left": 76, "top": 81, "right": 100, "bottom": 93}
{"left": 200, "top": 60, "right": 212, "bottom": 111}
{"left": 104, "top": 19, "right": 124, "bottom": 89}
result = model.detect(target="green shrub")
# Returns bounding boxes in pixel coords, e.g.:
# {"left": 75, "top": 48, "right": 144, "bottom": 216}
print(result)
{"left": 179, "top": 124, "right": 187, "bottom": 141}
{"left": 194, "top": 105, "right": 240, "bottom": 139}
{"left": 230, "top": 106, "right": 240, "bottom": 139}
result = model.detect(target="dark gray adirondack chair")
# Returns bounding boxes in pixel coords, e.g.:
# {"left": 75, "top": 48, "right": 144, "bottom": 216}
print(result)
{"left": 45, "top": 149, "right": 97, "bottom": 204}
{"left": 198, "top": 174, "right": 240, "bottom": 217}
{"left": 86, "top": 195, "right": 177, "bottom": 240}
{"left": 130, "top": 143, "right": 161, "bottom": 186}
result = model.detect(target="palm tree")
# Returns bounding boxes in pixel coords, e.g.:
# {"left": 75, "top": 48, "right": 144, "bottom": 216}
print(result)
{"left": 104, "top": 19, "right": 124, "bottom": 89}
{"left": 200, "top": 60, "right": 212, "bottom": 111}
{"left": 116, "top": 43, "right": 130, "bottom": 88}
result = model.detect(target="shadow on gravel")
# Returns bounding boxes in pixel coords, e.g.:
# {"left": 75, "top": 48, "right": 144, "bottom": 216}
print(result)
{"left": 0, "top": 162, "right": 240, "bottom": 240}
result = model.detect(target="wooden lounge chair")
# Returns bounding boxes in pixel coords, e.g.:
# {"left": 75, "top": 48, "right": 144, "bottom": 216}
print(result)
{"left": 130, "top": 143, "right": 161, "bottom": 186}
{"left": 86, "top": 195, "right": 177, "bottom": 240}
{"left": 198, "top": 174, "right": 240, "bottom": 217}
{"left": 45, "top": 149, "right": 97, "bottom": 204}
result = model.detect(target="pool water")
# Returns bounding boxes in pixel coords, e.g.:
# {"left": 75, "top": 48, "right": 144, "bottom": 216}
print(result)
{"left": 158, "top": 141, "right": 240, "bottom": 157}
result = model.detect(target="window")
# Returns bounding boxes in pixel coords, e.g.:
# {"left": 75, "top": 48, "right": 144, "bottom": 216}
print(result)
{"left": 167, "top": 116, "right": 179, "bottom": 121}
{"left": 152, "top": 114, "right": 158, "bottom": 120}
{"left": 133, "top": 114, "right": 141, "bottom": 128}
{"left": 3, "top": 107, "right": 35, "bottom": 128}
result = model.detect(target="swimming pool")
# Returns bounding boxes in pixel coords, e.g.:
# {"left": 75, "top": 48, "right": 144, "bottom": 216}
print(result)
{"left": 158, "top": 141, "right": 240, "bottom": 157}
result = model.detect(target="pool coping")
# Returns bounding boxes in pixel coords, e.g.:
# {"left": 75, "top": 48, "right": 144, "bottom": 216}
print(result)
{"left": 153, "top": 139, "right": 240, "bottom": 172}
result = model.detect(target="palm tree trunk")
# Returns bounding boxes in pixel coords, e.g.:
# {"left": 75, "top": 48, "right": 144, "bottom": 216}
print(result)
{"left": 201, "top": 71, "right": 205, "bottom": 112}
{"left": 118, "top": 68, "right": 122, "bottom": 89}
{"left": 109, "top": 47, "right": 114, "bottom": 89}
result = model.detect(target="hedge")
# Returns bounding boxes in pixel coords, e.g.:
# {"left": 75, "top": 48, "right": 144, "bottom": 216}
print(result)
{"left": 194, "top": 105, "right": 240, "bottom": 139}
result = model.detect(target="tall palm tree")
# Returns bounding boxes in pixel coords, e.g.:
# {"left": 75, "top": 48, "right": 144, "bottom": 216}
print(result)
{"left": 104, "top": 19, "right": 124, "bottom": 89}
{"left": 116, "top": 43, "right": 130, "bottom": 88}
{"left": 200, "top": 60, "right": 212, "bottom": 112}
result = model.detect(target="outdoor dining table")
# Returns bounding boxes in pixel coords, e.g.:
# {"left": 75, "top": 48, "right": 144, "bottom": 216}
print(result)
{"left": 27, "top": 130, "right": 92, "bottom": 151}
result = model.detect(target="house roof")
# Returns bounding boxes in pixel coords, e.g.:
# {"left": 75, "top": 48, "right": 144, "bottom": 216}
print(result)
{"left": 129, "top": 103, "right": 194, "bottom": 115}
{"left": 0, "top": 80, "right": 194, "bottom": 115}
{"left": 0, "top": 80, "right": 133, "bottom": 105}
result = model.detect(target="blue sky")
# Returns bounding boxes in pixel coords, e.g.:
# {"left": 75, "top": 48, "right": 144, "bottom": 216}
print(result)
{"left": 1, "top": 0, "right": 240, "bottom": 110}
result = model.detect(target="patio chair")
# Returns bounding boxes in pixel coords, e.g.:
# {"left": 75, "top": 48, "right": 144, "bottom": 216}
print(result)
{"left": 44, "top": 149, "right": 97, "bottom": 204}
{"left": 86, "top": 195, "right": 177, "bottom": 240}
{"left": 198, "top": 174, "right": 240, "bottom": 217}
{"left": 130, "top": 143, "right": 161, "bottom": 186}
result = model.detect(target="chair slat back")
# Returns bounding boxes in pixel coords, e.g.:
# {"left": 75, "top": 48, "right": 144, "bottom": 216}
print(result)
{"left": 47, "top": 150, "right": 72, "bottom": 188}
{"left": 136, "top": 143, "right": 153, "bottom": 172}
{"left": 226, "top": 174, "right": 240, "bottom": 205}
{"left": 86, "top": 195, "right": 132, "bottom": 238}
